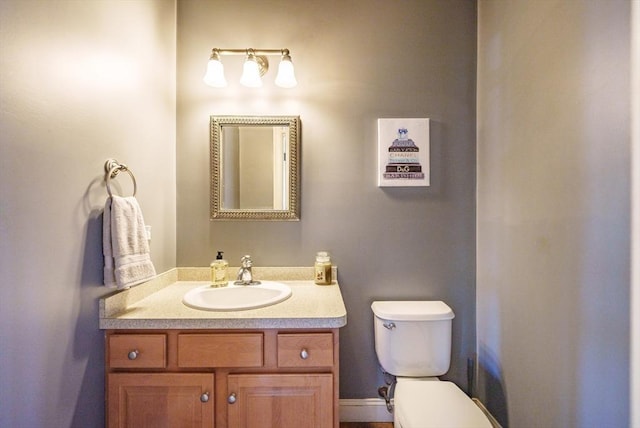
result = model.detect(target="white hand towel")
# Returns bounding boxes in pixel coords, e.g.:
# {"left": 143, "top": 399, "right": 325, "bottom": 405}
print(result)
{"left": 103, "top": 195, "right": 156, "bottom": 289}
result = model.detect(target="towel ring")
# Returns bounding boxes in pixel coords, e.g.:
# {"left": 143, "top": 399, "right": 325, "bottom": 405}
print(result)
{"left": 104, "top": 158, "right": 137, "bottom": 197}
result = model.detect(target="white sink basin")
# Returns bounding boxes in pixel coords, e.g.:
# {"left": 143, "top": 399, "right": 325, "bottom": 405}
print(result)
{"left": 182, "top": 281, "right": 292, "bottom": 311}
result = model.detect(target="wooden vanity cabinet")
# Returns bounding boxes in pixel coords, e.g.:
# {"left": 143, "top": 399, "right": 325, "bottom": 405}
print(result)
{"left": 105, "top": 329, "right": 340, "bottom": 428}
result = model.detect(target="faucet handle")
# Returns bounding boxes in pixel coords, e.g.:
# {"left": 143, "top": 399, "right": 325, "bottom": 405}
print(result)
{"left": 240, "top": 255, "right": 252, "bottom": 267}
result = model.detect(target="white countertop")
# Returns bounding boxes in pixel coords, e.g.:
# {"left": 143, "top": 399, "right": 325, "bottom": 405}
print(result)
{"left": 99, "top": 267, "right": 347, "bottom": 330}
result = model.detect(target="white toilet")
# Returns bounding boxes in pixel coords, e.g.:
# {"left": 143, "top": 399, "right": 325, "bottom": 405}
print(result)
{"left": 372, "top": 301, "right": 493, "bottom": 428}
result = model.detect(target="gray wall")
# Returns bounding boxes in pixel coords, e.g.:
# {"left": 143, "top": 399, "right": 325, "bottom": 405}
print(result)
{"left": 0, "top": 1, "right": 176, "bottom": 426}
{"left": 476, "top": 1, "right": 631, "bottom": 426}
{"left": 176, "top": 0, "right": 477, "bottom": 398}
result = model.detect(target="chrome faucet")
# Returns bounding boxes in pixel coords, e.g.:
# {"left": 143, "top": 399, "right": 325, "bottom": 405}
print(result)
{"left": 234, "top": 255, "right": 261, "bottom": 285}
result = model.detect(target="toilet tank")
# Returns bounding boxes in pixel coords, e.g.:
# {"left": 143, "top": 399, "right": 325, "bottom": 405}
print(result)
{"left": 371, "top": 301, "right": 455, "bottom": 377}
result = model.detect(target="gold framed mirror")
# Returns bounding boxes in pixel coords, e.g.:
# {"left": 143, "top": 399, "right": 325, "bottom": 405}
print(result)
{"left": 210, "top": 115, "right": 300, "bottom": 220}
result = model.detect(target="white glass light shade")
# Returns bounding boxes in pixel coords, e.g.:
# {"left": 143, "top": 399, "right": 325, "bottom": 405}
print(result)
{"left": 240, "top": 57, "right": 263, "bottom": 88}
{"left": 203, "top": 58, "right": 227, "bottom": 87}
{"left": 275, "top": 56, "right": 297, "bottom": 88}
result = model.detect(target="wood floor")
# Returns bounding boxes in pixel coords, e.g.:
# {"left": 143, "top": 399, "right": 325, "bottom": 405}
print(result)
{"left": 340, "top": 423, "right": 393, "bottom": 428}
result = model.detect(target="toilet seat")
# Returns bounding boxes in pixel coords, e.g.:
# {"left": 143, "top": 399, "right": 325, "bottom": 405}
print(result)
{"left": 394, "top": 379, "right": 492, "bottom": 428}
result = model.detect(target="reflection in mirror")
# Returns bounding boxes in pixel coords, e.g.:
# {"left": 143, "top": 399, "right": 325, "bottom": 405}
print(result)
{"left": 221, "top": 125, "right": 288, "bottom": 210}
{"left": 210, "top": 116, "right": 300, "bottom": 220}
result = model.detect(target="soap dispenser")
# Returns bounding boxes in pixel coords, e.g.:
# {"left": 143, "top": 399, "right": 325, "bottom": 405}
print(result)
{"left": 210, "top": 251, "right": 228, "bottom": 287}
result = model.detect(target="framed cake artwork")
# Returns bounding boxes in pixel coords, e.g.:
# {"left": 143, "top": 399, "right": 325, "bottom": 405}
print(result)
{"left": 377, "top": 118, "right": 430, "bottom": 187}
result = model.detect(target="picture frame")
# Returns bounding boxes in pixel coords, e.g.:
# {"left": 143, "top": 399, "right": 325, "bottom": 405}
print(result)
{"left": 377, "top": 118, "right": 430, "bottom": 187}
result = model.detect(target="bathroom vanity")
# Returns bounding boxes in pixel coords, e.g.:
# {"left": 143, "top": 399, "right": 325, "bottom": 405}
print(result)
{"left": 100, "top": 267, "right": 346, "bottom": 428}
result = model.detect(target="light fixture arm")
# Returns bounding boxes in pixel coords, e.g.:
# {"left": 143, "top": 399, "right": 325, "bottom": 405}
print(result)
{"left": 211, "top": 48, "right": 291, "bottom": 57}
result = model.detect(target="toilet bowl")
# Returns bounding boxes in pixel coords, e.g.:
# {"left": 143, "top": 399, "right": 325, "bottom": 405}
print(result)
{"left": 394, "top": 378, "right": 491, "bottom": 428}
{"left": 372, "top": 301, "right": 493, "bottom": 428}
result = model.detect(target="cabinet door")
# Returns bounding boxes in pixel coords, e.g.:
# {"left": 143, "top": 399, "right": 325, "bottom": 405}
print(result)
{"left": 227, "top": 373, "right": 332, "bottom": 428}
{"left": 108, "top": 373, "right": 214, "bottom": 428}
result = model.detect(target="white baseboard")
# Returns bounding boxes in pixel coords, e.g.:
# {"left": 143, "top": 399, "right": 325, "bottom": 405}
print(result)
{"left": 339, "top": 398, "right": 394, "bottom": 422}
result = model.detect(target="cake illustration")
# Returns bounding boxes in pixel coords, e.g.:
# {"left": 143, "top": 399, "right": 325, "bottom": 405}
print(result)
{"left": 383, "top": 128, "right": 425, "bottom": 179}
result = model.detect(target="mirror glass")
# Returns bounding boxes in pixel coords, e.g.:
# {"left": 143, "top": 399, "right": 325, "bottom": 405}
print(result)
{"left": 210, "top": 116, "right": 300, "bottom": 220}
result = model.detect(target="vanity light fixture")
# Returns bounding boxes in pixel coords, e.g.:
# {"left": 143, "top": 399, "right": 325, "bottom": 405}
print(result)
{"left": 203, "top": 48, "right": 297, "bottom": 88}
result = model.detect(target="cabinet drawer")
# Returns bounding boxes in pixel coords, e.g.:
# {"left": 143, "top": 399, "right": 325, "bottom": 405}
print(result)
{"left": 108, "top": 334, "right": 166, "bottom": 369}
{"left": 178, "top": 333, "right": 263, "bottom": 368}
{"left": 277, "top": 333, "right": 334, "bottom": 368}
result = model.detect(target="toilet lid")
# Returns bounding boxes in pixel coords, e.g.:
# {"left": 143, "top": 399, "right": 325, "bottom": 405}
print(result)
{"left": 395, "top": 380, "right": 492, "bottom": 428}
